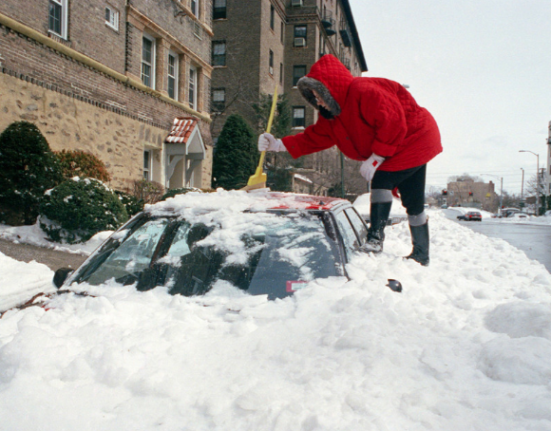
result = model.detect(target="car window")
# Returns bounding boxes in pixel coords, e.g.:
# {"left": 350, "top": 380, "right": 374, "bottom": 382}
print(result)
{"left": 333, "top": 210, "right": 360, "bottom": 260}
{"left": 344, "top": 208, "right": 367, "bottom": 245}
{"left": 82, "top": 219, "right": 169, "bottom": 286}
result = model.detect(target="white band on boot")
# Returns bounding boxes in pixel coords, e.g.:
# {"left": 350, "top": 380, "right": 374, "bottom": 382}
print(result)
{"left": 371, "top": 189, "right": 393, "bottom": 203}
{"left": 408, "top": 212, "right": 427, "bottom": 227}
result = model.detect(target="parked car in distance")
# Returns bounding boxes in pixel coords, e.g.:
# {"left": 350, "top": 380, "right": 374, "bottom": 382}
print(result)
{"left": 47, "top": 191, "right": 372, "bottom": 302}
{"left": 457, "top": 211, "right": 482, "bottom": 222}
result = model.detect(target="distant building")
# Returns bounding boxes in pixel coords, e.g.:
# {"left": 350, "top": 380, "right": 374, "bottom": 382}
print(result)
{"left": 0, "top": 0, "right": 214, "bottom": 191}
{"left": 446, "top": 178, "right": 499, "bottom": 211}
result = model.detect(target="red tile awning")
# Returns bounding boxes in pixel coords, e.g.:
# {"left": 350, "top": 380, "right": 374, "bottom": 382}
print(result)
{"left": 165, "top": 117, "right": 199, "bottom": 144}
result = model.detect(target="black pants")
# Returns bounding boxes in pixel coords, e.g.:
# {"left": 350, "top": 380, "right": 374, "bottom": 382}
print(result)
{"left": 371, "top": 165, "right": 426, "bottom": 216}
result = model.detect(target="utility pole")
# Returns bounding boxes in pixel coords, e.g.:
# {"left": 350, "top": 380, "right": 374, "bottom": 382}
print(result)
{"left": 519, "top": 150, "right": 540, "bottom": 216}
{"left": 520, "top": 168, "right": 524, "bottom": 200}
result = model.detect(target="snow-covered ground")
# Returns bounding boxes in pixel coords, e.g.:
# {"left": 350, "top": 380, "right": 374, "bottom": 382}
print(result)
{"left": 0, "top": 192, "right": 551, "bottom": 431}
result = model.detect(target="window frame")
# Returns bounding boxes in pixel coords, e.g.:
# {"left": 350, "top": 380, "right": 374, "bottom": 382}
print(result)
{"left": 143, "top": 150, "right": 152, "bottom": 180}
{"left": 212, "top": 88, "right": 226, "bottom": 112}
{"left": 48, "top": 0, "right": 68, "bottom": 39}
{"left": 212, "top": 41, "right": 226, "bottom": 67}
{"left": 188, "top": 65, "right": 197, "bottom": 111}
{"left": 292, "top": 106, "right": 306, "bottom": 128}
{"left": 213, "top": 0, "right": 227, "bottom": 20}
{"left": 191, "top": 0, "right": 199, "bottom": 18}
{"left": 294, "top": 25, "right": 307, "bottom": 47}
{"left": 293, "top": 65, "right": 306, "bottom": 87}
{"left": 105, "top": 5, "right": 119, "bottom": 31}
{"left": 269, "top": 50, "right": 274, "bottom": 75}
{"left": 167, "top": 51, "right": 179, "bottom": 101}
{"left": 141, "top": 34, "right": 156, "bottom": 88}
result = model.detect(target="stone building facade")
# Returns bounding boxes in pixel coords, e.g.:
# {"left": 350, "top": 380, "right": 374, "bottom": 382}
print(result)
{"left": 0, "top": 0, "right": 214, "bottom": 192}
{"left": 210, "top": 0, "right": 367, "bottom": 195}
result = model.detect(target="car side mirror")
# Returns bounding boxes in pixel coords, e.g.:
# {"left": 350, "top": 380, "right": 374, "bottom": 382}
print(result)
{"left": 53, "top": 268, "right": 74, "bottom": 289}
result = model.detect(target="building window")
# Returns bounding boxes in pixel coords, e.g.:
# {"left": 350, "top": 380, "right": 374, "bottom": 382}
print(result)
{"left": 105, "top": 6, "right": 119, "bottom": 31}
{"left": 280, "top": 63, "right": 283, "bottom": 84}
{"left": 141, "top": 35, "right": 155, "bottom": 88}
{"left": 213, "top": 0, "right": 226, "bottom": 19}
{"left": 168, "top": 52, "right": 178, "bottom": 100}
{"left": 269, "top": 50, "right": 274, "bottom": 75}
{"left": 48, "top": 0, "right": 67, "bottom": 39}
{"left": 189, "top": 66, "right": 197, "bottom": 110}
{"left": 280, "top": 21, "right": 284, "bottom": 44}
{"left": 212, "top": 41, "right": 226, "bottom": 66}
{"left": 294, "top": 25, "right": 307, "bottom": 47}
{"left": 292, "top": 106, "right": 306, "bottom": 128}
{"left": 270, "top": 5, "right": 275, "bottom": 30}
{"left": 293, "top": 65, "right": 306, "bottom": 86}
{"left": 143, "top": 150, "right": 152, "bottom": 180}
{"left": 191, "top": 0, "right": 199, "bottom": 18}
{"left": 212, "top": 88, "right": 225, "bottom": 111}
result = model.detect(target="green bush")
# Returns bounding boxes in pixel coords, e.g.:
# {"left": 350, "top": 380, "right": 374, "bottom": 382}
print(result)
{"left": 56, "top": 149, "right": 111, "bottom": 182}
{"left": 115, "top": 190, "right": 144, "bottom": 217}
{"left": 39, "top": 178, "right": 129, "bottom": 244}
{"left": 0, "top": 121, "right": 63, "bottom": 225}
{"left": 212, "top": 114, "right": 258, "bottom": 190}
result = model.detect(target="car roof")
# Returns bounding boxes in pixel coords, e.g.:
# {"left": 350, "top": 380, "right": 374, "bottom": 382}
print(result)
{"left": 146, "top": 190, "right": 352, "bottom": 216}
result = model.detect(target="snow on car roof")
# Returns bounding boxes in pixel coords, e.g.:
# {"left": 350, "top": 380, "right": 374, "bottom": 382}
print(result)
{"left": 147, "top": 189, "right": 347, "bottom": 217}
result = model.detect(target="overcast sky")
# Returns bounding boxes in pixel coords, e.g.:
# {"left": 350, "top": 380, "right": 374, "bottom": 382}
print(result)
{"left": 349, "top": 0, "right": 551, "bottom": 195}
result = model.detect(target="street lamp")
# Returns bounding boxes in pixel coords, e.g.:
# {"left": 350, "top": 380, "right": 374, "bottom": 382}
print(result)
{"left": 520, "top": 167, "right": 525, "bottom": 202}
{"left": 519, "top": 150, "right": 540, "bottom": 216}
{"left": 481, "top": 174, "right": 503, "bottom": 215}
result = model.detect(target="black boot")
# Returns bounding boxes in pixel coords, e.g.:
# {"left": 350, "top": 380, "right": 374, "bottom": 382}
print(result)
{"left": 361, "top": 201, "right": 392, "bottom": 253}
{"left": 405, "top": 222, "right": 430, "bottom": 266}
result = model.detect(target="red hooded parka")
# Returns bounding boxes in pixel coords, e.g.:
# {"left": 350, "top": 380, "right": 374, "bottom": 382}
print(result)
{"left": 281, "top": 55, "right": 442, "bottom": 171}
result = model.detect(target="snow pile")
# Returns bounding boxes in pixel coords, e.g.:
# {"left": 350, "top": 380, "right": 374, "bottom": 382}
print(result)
{"left": 0, "top": 202, "right": 550, "bottom": 429}
{"left": 0, "top": 221, "right": 111, "bottom": 256}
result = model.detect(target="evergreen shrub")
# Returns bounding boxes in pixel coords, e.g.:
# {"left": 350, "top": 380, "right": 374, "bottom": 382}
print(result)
{"left": 0, "top": 121, "right": 63, "bottom": 225}
{"left": 115, "top": 190, "right": 144, "bottom": 217}
{"left": 56, "top": 149, "right": 111, "bottom": 182}
{"left": 39, "top": 178, "right": 128, "bottom": 244}
{"left": 212, "top": 114, "right": 258, "bottom": 190}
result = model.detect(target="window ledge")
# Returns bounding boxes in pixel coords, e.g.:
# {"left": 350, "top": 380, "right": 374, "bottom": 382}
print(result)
{"left": 105, "top": 23, "right": 119, "bottom": 33}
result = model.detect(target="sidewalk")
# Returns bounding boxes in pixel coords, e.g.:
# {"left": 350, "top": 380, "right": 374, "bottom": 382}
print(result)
{"left": 0, "top": 238, "right": 87, "bottom": 271}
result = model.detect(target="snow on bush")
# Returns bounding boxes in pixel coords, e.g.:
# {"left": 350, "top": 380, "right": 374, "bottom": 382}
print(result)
{"left": 39, "top": 177, "right": 128, "bottom": 244}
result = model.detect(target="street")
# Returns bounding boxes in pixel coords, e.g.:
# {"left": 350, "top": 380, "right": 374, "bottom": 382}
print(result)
{"left": 455, "top": 220, "right": 551, "bottom": 272}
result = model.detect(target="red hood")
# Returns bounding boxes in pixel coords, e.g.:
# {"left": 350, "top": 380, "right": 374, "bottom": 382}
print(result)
{"left": 306, "top": 55, "right": 355, "bottom": 108}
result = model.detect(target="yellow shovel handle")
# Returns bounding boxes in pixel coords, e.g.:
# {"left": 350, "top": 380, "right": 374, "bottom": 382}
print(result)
{"left": 257, "top": 85, "right": 278, "bottom": 169}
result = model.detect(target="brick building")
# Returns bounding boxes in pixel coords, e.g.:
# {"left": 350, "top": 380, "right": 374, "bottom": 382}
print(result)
{"left": 0, "top": 0, "right": 214, "bottom": 192}
{"left": 210, "top": 0, "right": 367, "bottom": 195}
{"left": 445, "top": 178, "right": 499, "bottom": 212}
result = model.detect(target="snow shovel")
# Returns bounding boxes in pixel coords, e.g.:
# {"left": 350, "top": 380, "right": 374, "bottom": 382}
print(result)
{"left": 242, "top": 85, "right": 278, "bottom": 191}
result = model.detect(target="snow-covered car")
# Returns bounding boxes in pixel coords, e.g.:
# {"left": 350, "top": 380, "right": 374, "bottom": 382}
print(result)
{"left": 49, "top": 190, "right": 370, "bottom": 301}
{"left": 457, "top": 211, "right": 482, "bottom": 221}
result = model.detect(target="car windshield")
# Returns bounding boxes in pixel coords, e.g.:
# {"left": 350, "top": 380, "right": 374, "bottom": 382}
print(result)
{"left": 73, "top": 211, "right": 342, "bottom": 299}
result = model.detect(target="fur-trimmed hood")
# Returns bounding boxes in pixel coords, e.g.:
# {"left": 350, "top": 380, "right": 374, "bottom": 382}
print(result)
{"left": 297, "top": 55, "right": 355, "bottom": 119}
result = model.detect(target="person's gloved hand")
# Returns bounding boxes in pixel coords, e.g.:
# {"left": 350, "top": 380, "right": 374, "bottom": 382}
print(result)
{"left": 359, "top": 153, "right": 385, "bottom": 181}
{"left": 258, "top": 133, "right": 286, "bottom": 152}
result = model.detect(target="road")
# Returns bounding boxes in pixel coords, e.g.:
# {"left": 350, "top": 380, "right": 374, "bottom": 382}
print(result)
{"left": 455, "top": 220, "right": 551, "bottom": 273}
{"left": 0, "top": 238, "right": 87, "bottom": 272}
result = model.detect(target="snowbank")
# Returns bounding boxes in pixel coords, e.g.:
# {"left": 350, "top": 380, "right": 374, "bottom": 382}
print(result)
{"left": 0, "top": 207, "right": 550, "bottom": 430}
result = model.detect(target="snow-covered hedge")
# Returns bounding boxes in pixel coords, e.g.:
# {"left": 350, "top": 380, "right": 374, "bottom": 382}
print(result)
{"left": 39, "top": 177, "right": 128, "bottom": 244}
